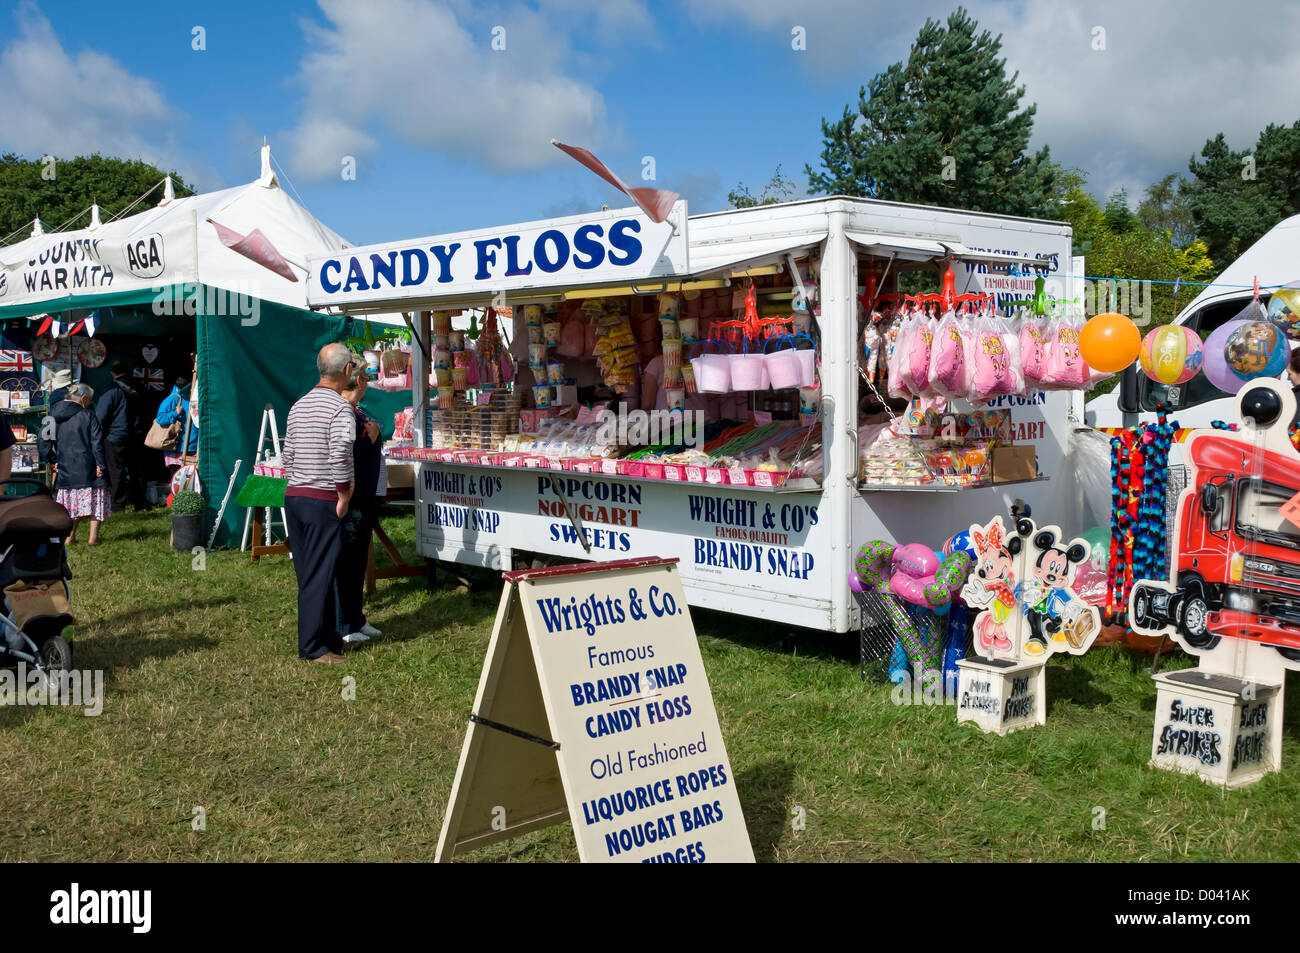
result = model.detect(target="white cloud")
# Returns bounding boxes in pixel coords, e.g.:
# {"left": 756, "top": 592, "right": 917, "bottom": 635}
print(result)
{"left": 0, "top": 3, "right": 211, "bottom": 183}
{"left": 688, "top": 0, "right": 1300, "bottom": 202}
{"left": 286, "top": 0, "right": 631, "bottom": 181}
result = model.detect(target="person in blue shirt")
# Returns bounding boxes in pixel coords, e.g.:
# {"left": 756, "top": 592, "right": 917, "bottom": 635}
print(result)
{"left": 155, "top": 377, "right": 199, "bottom": 463}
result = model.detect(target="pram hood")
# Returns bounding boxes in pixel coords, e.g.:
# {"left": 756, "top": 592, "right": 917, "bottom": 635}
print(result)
{"left": 0, "top": 490, "right": 75, "bottom": 541}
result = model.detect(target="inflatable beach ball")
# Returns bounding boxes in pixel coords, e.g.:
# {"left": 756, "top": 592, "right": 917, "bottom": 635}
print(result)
{"left": 1268, "top": 283, "right": 1300, "bottom": 341}
{"left": 1225, "top": 321, "right": 1287, "bottom": 379}
{"left": 1139, "top": 324, "right": 1203, "bottom": 385}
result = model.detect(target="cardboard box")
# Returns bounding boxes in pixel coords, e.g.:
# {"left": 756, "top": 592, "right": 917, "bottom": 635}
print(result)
{"left": 992, "top": 445, "right": 1036, "bottom": 483}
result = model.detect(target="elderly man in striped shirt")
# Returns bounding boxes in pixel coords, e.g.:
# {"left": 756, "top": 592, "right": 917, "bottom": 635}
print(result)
{"left": 282, "top": 342, "right": 357, "bottom": 664}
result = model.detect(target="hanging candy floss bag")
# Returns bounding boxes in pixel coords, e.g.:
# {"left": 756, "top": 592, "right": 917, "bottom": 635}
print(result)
{"left": 929, "top": 310, "right": 969, "bottom": 399}
{"left": 970, "top": 316, "right": 1023, "bottom": 402}
{"left": 888, "top": 313, "right": 916, "bottom": 399}
{"left": 900, "top": 313, "right": 935, "bottom": 396}
{"left": 1042, "top": 316, "right": 1088, "bottom": 388}
{"left": 1020, "top": 318, "right": 1050, "bottom": 387}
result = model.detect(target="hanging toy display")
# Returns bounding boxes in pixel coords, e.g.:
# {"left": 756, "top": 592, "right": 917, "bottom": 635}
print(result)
{"left": 1105, "top": 405, "right": 1175, "bottom": 623}
{"left": 852, "top": 540, "right": 972, "bottom": 698}
{"left": 1224, "top": 321, "right": 1287, "bottom": 381}
{"left": 477, "top": 307, "right": 504, "bottom": 387}
{"left": 1266, "top": 280, "right": 1300, "bottom": 340}
{"left": 1079, "top": 311, "right": 1141, "bottom": 374}
{"left": 1139, "top": 324, "right": 1203, "bottom": 385}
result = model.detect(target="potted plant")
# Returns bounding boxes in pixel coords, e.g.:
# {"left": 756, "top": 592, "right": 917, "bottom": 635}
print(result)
{"left": 170, "top": 489, "right": 205, "bottom": 551}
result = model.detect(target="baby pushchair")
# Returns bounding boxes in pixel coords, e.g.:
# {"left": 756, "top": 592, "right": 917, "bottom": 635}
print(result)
{"left": 0, "top": 480, "right": 75, "bottom": 673}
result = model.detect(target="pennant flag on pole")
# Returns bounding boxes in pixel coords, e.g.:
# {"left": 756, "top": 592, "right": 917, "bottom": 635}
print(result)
{"left": 550, "top": 140, "right": 680, "bottom": 223}
{"left": 207, "top": 219, "right": 298, "bottom": 282}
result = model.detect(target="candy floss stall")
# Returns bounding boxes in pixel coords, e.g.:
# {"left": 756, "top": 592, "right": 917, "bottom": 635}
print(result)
{"left": 306, "top": 197, "right": 1085, "bottom": 634}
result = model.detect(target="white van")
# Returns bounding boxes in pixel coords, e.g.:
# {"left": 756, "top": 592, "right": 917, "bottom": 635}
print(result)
{"left": 1086, "top": 214, "right": 1300, "bottom": 430}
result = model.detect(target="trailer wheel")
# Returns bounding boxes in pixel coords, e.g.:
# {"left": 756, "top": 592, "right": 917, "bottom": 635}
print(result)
{"left": 1180, "top": 596, "right": 1218, "bottom": 648}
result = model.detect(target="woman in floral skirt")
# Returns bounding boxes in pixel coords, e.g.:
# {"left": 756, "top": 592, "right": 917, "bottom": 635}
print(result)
{"left": 38, "top": 382, "right": 110, "bottom": 545}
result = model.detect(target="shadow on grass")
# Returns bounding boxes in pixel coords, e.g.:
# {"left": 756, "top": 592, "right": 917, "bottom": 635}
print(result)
{"left": 691, "top": 607, "right": 857, "bottom": 665}
{"left": 736, "top": 758, "right": 796, "bottom": 863}
{"left": 1046, "top": 662, "right": 1112, "bottom": 710}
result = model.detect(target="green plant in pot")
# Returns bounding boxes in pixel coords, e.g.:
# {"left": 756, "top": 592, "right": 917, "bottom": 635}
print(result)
{"left": 170, "top": 489, "right": 205, "bottom": 552}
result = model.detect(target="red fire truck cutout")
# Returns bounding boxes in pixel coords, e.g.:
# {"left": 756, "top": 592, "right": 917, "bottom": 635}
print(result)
{"left": 1130, "top": 381, "right": 1300, "bottom": 664}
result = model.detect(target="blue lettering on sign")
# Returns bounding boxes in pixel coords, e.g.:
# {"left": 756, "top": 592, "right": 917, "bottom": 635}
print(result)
{"left": 502, "top": 235, "right": 533, "bottom": 277}
{"left": 425, "top": 502, "right": 500, "bottom": 533}
{"left": 692, "top": 538, "right": 814, "bottom": 579}
{"left": 401, "top": 248, "right": 430, "bottom": 286}
{"left": 317, "top": 216, "right": 654, "bottom": 296}
{"left": 549, "top": 522, "right": 632, "bottom": 552}
{"left": 608, "top": 219, "right": 642, "bottom": 265}
{"left": 572, "top": 224, "right": 606, "bottom": 270}
{"left": 428, "top": 244, "right": 458, "bottom": 283}
{"left": 319, "top": 259, "right": 342, "bottom": 293}
{"left": 474, "top": 238, "right": 503, "bottom": 281}
{"left": 534, "top": 230, "right": 570, "bottom": 273}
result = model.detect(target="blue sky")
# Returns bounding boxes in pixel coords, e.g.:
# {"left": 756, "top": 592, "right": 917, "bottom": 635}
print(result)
{"left": 4, "top": 0, "right": 1299, "bottom": 246}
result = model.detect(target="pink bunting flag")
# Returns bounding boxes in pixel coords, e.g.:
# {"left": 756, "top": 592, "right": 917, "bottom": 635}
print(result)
{"left": 207, "top": 219, "right": 298, "bottom": 282}
{"left": 551, "top": 140, "right": 680, "bottom": 223}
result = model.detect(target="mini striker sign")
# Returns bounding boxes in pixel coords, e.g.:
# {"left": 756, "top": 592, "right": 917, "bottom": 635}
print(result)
{"left": 435, "top": 557, "right": 754, "bottom": 863}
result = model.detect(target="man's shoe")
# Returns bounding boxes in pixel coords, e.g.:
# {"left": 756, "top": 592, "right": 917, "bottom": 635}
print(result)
{"left": 342, "top": 632, "right": 370, "bottom": 645}
{"left": 311, "top": 652, "right": 346, "bottom": 665}
{"left": 359, "top": 622, "right": 382, "bottom": 637}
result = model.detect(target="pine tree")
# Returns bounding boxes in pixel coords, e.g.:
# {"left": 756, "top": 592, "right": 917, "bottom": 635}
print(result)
{"left": 1184, "top": 122, "right": 1300, "bottom": 265}
{"left": 805, "top": 7, "right": 1056, "bottom": 217}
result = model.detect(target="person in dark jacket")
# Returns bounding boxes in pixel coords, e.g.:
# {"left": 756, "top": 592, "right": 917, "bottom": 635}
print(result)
{"left": 334, "top": 363, "right": 384, "bottom": 644}
{"left": 95, "top": 360, "right": 143, "bottom": 510}
{"left": 39, "top": 383, "right": 110, "bottom": 545}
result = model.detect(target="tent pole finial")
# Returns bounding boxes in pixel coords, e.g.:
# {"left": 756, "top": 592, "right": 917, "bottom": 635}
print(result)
{"left": 158, "top": 176, "right": 175, "bottom": 206}
{"left": 259, "top": 143, "right": 276, "bottom": 188}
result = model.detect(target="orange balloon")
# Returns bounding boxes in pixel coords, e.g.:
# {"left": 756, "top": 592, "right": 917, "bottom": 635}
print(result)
{"left": 1079, "top": 312, "right": 1141, "bottom": 374}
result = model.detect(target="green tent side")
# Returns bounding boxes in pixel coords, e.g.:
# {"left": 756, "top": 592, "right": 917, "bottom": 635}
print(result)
{"left": 197, "top": 293, "right": 353, "bottom": 548}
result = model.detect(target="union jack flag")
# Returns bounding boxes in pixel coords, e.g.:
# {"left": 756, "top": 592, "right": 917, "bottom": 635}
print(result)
{"left": 0, "top": 350, "right": 33, "bottom": 373}
{"left": 134, "top": 367, "right": 166, "bottom": 391}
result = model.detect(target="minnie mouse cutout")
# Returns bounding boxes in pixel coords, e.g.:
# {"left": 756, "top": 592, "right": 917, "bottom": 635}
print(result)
{"left": 962, "top": 515, "right": 1101, "bottom": 663}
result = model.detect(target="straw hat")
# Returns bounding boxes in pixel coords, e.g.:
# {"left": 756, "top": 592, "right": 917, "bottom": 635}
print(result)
{"left": 47, "top": 368, "right": 74, "bottom": 390}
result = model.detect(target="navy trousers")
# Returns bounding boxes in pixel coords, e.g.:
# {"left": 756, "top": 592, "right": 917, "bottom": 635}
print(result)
{"left": 334, "top": 502, "right": 377, "bottom": 633}
{"left": 286, "top": 495, "right": 344, "bottom": 659}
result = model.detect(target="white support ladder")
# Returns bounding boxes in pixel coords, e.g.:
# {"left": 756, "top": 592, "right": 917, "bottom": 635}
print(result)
{"left": 240, "top": 404, "right": 289, "bottom": 552}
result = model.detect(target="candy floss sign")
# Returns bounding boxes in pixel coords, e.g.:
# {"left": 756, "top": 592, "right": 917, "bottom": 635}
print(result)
{"left": 307, "top": 203, "right": 689, "bottom": 307}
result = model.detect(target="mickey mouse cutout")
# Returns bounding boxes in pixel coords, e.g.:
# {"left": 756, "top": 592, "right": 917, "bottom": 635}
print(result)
{"left": 1129, "top": 378, "right": 1300, "bottom": 688}
{"left": 962, "top": 514, "right": 1101, "bottom": 663}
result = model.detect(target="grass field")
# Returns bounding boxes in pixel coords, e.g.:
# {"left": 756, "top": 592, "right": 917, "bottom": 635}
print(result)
{"left": 2, "top": 504, "right": 1298, "bottom": 862}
